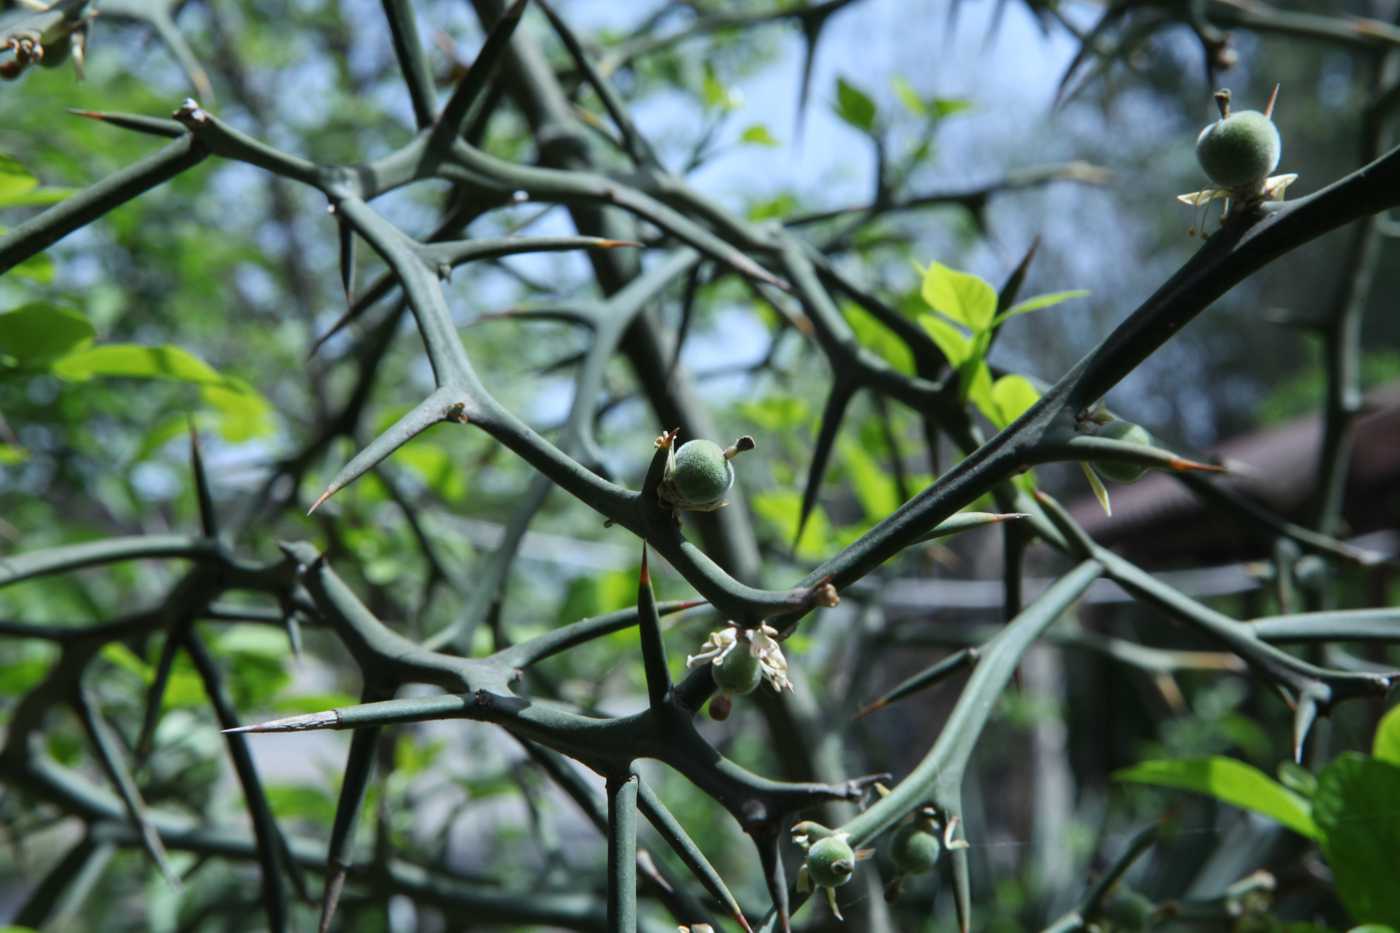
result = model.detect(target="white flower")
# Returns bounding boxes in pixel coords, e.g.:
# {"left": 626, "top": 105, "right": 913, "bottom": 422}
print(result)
{"left": 686, "top": 622, "right": 792, "bottom": 693}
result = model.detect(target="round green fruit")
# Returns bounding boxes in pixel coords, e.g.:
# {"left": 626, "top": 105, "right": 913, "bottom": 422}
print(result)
{"left": 38, "top": 35, "right": 71, "bottom": 69}
{"left": 806, "top": 835, "right": 856, "bottom": 888}
{"left": 1094, "top": 420, "right": 1152, "bottom": 484}
{"left": 889, "top": 822, "right": 941, "bottom": 874}
{"left": 665, "top": 439, "right": 733, "bottom": 509}
{"left": 711, "top": 644, "right": 762, "bottom": 696}
{"left": 1195, "top": 110, "right": 1280, "bottom": 189}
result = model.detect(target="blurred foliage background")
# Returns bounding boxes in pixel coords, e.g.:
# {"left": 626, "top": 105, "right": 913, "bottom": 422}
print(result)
{"left": 2, "top": 0, "right": 1399, "bottom": 931}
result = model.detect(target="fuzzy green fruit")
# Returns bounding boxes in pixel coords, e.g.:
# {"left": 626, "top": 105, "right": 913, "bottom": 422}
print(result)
{"left": 806, "top": 835, "right": 856, "bottom": 888}
{"left": 711, "top": 644, "right": 762, "bottom": 695}
{"left": 1195, "top": 110, "right": 1280, "bottom": 189}
{"left": 662, "top": 439, "right": 733, "bottom": 510}
{"left": 889, "top": 822, "right": 941, "bottom": 874}
{"left": 1094, "top": 420, "right": 1152, "bottom": 484}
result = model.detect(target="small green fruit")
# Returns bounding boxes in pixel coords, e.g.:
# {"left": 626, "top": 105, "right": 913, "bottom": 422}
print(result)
{"left": 1196, "top": 110, "right": 1280, "bottom": 189}
{"left": 889, "top": 822, "right": 941, "bottom": 874}
{"left": 1102, "top": 886, "right": 1156, "bottom": 931}
{"left": 668, "top": 440, "right": 732, "bottom": 506}
{"left": 806, "top": 835, "right": 856, "bottom": 888}
{"left": 711, "top": 644, "right": 762, "bottom": 696}
{"left": 1094, "top": 420, "right": 1152, "bottom": 484}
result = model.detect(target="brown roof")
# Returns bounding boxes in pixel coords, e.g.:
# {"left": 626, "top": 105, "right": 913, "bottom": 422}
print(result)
{"left": 1068, "top": 384, "right": 1400, "bottom": 567}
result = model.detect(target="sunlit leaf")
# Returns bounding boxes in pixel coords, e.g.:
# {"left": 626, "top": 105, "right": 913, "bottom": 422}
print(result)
{"left": 918, "top": 313, "right": 971, "bottom": 366}
{"left": 840, "top": 438, "right": 900, "bottom": 522}
{"left": 993, "top": 289, "right": 1089, "bottom": 327}
{"left": 891, "top": 75, "right": 926, "bottom": 117}
{"left": 921, "top": 261, "right": 997, "bottom": 331}
{"left": 752, "top": 488, "right": 830, "bottom": 560}
{"left": 54, "top": 343, "right": 228, "bottom": 385}
{"left": 740, "top": 123, "right": 779, "bottom": 147}
{"left": 1114, "top": 756, "right": 1319, "bottom": 839}
{"left": 990, "top": 374, "right": 1040, "bottom": 428}
{"left": 0, "top": 303, "right": 95, "bottom": 367}
{"left": 1314, "top": 753, "right": 1400, "bottom": 927}
{"left": 1375, "top": 705, "right": 1400, "bottom": 766}
{"left": 843, "top": 300, "right": 913, "bottom": 375}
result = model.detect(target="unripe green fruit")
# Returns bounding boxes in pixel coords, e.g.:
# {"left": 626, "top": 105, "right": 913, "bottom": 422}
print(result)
{"left": 1094, "top": 420, "right": 1152, "bottom": 484}
{"left": 889, "top": 822, "right": 941, "bottom": 874}
{"left": 1195, "top": 110, "right": 1280, "bottom": 189}
{"left": 806, "top": 836, "right": 856, "bottom": 888}
{"left": 38, "top": 35, "right": 71, "bottom": 69}
{"left": 711, "top": 644, "right": 762, "bottom": 695}
{"left": 669, "top": 439, "right": 733, "bottom": 507}
{"left": 1103, "top": 887, "right": 1155, "bottom": 931}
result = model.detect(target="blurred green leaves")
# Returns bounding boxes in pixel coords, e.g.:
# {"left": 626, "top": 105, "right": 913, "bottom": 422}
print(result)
{"left": 834, "top": 75, "right": 877, "bottom": 133}
{"left": 1114, "top": 756, "right": 1319, "bottom": 839}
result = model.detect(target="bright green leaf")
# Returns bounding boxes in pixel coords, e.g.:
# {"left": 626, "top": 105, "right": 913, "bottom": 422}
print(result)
{"left": 840, "top": 439, "right": 900, "bottom": 522}
{"left": 963, "top": 359, "right": 995, "bottom": 419}
{"left": 702, "top": 64, "right": 739, "bottom": 111}
{"left": 54, "top": 343, "right": 227, "bottom": 385}
{"left": 921, "top": 261, "right": 997, "bottom": 331}
{"left": 1373, "top": 705, "right": 1400, "bottom": 766}
{"left": 736, "top": 395, "right": 810, "bottom": 431}
{"left": 834, "top": 76, "right": 877, "bottom": 133}
{"left": 891, "top": 76, "right": 926, "bottom": 117}
{"left": 990, "top": 374, "right": 1040, "bottom": 428}
{"left": 0, "top": 303, "right": 95, "bottom": 366}
{"left": 919, "top": 313, "right": 971, "bottom": 366}
{"left": 993, "top": 289, "right": 1090, "bottom": 327}
{"left": 747, "top": 191, "right": 797, "bottom": 222}
{"left": 752, "top": 488, "right": 830, "bottom": 560}
{"left": 1314, "top": 753, "right": 1400, "bottom": 927}
{"left": 843, "top": 301, "right": 913, "bottom": 375}
{"left": 0, "top": 443, "right": 27, "bottom": 464}
{"left": 1114, "top": 756, "right": 1320, "bottom": 840}
{"left": 740, "top": 123, "right": 779, "bottom": 147}
{"left": 933, "top": 98, "right": 973, "bottom": 118}
{"left": 0, "top": 154, "right": 38, "bottom": 204}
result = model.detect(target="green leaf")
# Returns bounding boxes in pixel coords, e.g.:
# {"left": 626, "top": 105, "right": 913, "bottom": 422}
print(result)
{"left": 0, "top": 443, "right": 27, "bottom": 464}
{"left": 740, "top": 123, "right": 779, "bottom": 147}
{"left": 990, "top": 374, "right": 1040, "bottom": 428}
{"left": 54, "top": 343, "right": 228, "bottom": 385}
{"left": 701, "top": 63, "right": 739, "bottom": 111}
{"left": 736, "top": 395, "right": 811, "bottom": 431}
{"left": 201, "top": 382, "right": 274, "bottom": 441}
{"left": 0, "top": 643, "right": 58, "bottom": 697}
{"left": 1373, "top": 705, "right": 1400, "bottom": 766}
{"left": 266, "top": 782, "right": 337, "bottom": 825}
{"left": 834, "top": 76, "right": 877, "bottom": 133}
{"left": 1314, "top": 753, "right": 1400, "bottom": 927}
{"left": 0, "top": 303, "right": 95, "bottom": 367}
{"left": 747, "top": 191, "right": 797, "bottom": 222}
{"left": 396, "top": 437, "right": 467, "bottom": 503}
{"left": 918, "top": 313, "right": 971, "bottom": 366}
{"left": 1080, "top": 462, "right": 1112, "bottom": 516}
{"left": 962, "top": 358, "right": 995, "bottom": 416}
{"left": 839, "top": 439, "right": 900, "bottom": 522}
{"left": 921, "top": 261, "right": 997, "bottom": 331}
{"left": 891, "top": 76, "right": 926, "bottom": 117}
{"left": 0, "top": 154, "right": 38, "bottom": 205}
{"left": 752, "top": 488, "right": 830, "bottom": 561}
{"left": 992, "top": 289, "right": 1089, "bottom": 327}
{"left": 843, "top": 300, "right": 913, "bottom": 375}
{"left": 0, "top": 226, "right": 54, "bottom": 282}
{"left": 932, "top": 98, "right": 973, "bottom": 118}
{"left": 1114, "top": 756, "right": 1320, "bottom": 840}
